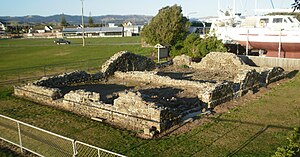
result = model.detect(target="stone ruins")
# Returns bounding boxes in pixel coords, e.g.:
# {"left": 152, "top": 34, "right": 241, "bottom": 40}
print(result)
{"left": 14, "top": 51, "right": 286, "bottom": 136}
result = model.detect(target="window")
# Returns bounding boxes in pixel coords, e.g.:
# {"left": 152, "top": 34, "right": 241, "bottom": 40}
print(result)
{"left": 288, "top": 17, "right": 294, "bottom": 23}
{"left": 273, "top": 18, "right": 283, "bottom": 23}
{"left": 260, "top": 18, "right": 269, "bottom": 23}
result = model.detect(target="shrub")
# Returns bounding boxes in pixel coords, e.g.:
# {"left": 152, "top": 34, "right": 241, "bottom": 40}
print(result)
{"left": 170, "top": 34, "right": 227, "bottom": 58}
{"left": 273, "top": 128, "right": 300, "bottom": 157}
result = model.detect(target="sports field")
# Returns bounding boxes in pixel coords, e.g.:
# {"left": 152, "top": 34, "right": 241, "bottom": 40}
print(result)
{"left": 0, "top": 37, "right": 299, "bottom": 156}
{"left": 0, "top": 37, "right": 154, "bottom": 83}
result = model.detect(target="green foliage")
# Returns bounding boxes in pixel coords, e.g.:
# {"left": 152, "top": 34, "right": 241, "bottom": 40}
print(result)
{"left": 273, "top": 128, "right": 300, "bottom": 157}
{"left": 170, "top": 33, "right": 226, "bottom": 58}
{"left": 0, "top": 87, "right": 12, "bottom": 100}
{"left": 0, "top": 148, "right": 19, "bottom": 157}
{"left": 88, "top": 15, "right": 94, "bottom": 27}
{"left": 60, "top": 13, "right": 68, "bottom": 27}
{"left": 141, "top": 5, "right": 189, "bottom": 46}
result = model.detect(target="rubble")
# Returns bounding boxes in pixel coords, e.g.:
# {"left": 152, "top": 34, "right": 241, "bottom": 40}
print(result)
{"left": 101, "top": 51, "right": 156, "bottom": 77}
{"left": 14, "top": 51, "right": 287, "bottom": 135}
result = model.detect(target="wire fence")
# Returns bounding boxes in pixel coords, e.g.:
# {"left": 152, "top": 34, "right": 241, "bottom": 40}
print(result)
{"left": 0, "top": 57, "right": 110, "bottom": 85}
{"left": 0, "top": 114, "right": 126, "bottom": 157}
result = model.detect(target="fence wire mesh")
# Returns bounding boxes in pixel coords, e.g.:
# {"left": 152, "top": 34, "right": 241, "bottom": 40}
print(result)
{"left": 76, "top": 141, "right": 125, "bottom": 157}
{"left": 76, "top": 141, "right": 99, "bottom": 157}
{"left": 0, "top": 116, "right": 19, "bottom": 145}
{"left": 20, "top": 123, "right": 74, "bottom": 157}
{"left": 0, "top": 114, "right": 126, "bottom": 157}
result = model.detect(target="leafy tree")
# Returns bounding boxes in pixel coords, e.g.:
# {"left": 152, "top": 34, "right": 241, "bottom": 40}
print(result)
{"left": 60, "top": 13, "right": 68, "bottom": 27}
{"left": 88, "top": 12, "right": 94, "bottom": 27}
{"left": 141, "top": 5, "right": 189, "bottom": 46}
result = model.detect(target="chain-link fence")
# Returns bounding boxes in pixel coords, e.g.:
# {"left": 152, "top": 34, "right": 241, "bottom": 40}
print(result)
{"left": 0, "top": 114, "right": 126, "bottom": 157}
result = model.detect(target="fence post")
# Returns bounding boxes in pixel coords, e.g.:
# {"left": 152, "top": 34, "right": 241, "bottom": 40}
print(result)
{"left": 98, "top": 148, "right": 101, "bottom": 157}
{"left": 17, "top": 122, "right": 23, "bottom": 153}
{"left": 72, "top": 140, "right": 77, "bottom": 157}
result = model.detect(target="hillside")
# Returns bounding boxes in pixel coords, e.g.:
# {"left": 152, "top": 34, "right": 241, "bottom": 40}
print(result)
{"left": 0, "top": 14, "right": 153, "bottom": 25}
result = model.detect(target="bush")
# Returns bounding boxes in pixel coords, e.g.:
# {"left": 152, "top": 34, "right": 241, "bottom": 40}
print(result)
{"left": 170, "top": 33, "right": 227, "bottom": 58}
{"left": 273, "top": 128, "right": 300, "bottom": 157}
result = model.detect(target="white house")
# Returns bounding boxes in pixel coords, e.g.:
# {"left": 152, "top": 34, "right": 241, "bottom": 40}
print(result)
{"left": 0, "top": 22, "right": 6, "bottom": 31}
{"left": 122, "top": 21, "right": 142, "bottom": 37}
{"left": 63, "top": 27, "right": 124, "bottom": 38}
{"left": 0, "top": 22, "right": 5, "bottom": 35}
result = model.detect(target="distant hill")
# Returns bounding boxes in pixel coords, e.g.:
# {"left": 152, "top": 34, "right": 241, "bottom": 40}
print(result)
{"left": 0, "top": 14, "right": 153, "bottom": 25}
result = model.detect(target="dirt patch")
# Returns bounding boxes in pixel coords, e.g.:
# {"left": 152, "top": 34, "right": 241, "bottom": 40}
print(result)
{"left": 157, "top": 65, "right": 238, "bottom": 82}
{"left": 59, "top": 76, "right": 201, "bottom": 109}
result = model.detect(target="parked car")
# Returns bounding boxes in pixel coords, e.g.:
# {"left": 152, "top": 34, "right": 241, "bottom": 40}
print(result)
{"left": 54, "top": 39, "right": 71, "bottom": 45}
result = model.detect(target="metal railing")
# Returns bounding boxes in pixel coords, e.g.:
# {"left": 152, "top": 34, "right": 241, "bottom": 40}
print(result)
{"left": 0, "top": 114, "right": 126, "bottom": 157}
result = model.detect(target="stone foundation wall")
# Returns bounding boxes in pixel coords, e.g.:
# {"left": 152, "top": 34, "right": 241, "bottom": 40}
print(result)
{"left": 101, "top": 51, "right": 156, "bottom": 77}
{"left": 15, "top": 84, "right": 62, "bottom": 100}
{"left": 14, "top": 52, "right": 287, "bottom": 135}
{"left": 14, "top": 86, "right": 172, "bottom": 132}
{"left": 114, "top": 71, "right": 249, "bottom": 108}
{"left": 34, "top": 71, "right": 93, "bottom": 87}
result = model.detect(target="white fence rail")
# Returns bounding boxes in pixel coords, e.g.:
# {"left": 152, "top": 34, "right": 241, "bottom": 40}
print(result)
{"left": 0, "top": 114, "right": 126, "bottom": 157}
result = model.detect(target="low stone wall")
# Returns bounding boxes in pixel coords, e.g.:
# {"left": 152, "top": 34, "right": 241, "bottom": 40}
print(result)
{"left": 14, "top": 84, "right": 62, "bottom": 100}
{"left": 101, "top": 51, "right": 156, "bottom": 77}
{"left": 191, "top": 52, "right": 249, "bottom": 70}
{"left": 15, "top": 86, "right": 170, "bottom": 133}
{"left": 114, "top": 71, "right": 214, "bottom": 89}
{"left": 173, "top": 55, "right": 192, "bottom": 66}
{"left": 233, "top": 69, "right": 260, "bottom": 96}
{"left": 34, "top": 71, "right": 92, "bottom": 87}
{"left": 64, "top": 90, "right": 101, "bottom": 103}
{"left": 114, "top": 71, "right": 242, "bottom": 108}
{"left": 199, "top": 82, "right": 234, "bottom": 108}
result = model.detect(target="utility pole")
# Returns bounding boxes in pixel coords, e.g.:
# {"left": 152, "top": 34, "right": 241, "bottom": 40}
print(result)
{"left": 81, "top": 0, "right": 85, "bottom": 47}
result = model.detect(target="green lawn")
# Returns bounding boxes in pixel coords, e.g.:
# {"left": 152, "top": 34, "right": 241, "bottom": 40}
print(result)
{"left": 0, "top": 37, "right": 150, "bottom": 70}
{"left": 0, "top": 38, "right": 299, "bottom": 156}
{"left": 0, "top": 37, "right": 155, "bottom": 83}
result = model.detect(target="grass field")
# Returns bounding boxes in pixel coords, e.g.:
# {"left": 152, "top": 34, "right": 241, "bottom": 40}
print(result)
{"left": 0, "top": 38, "right": 299, "bottom": 156}
{"left": 0, "top": 37, "right": 151, "bottom": 70}
{"left": 0, "top": 37, "right": 155, "bottom": 83}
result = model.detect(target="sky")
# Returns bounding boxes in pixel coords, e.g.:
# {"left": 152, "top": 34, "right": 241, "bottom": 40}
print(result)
{"left": 0, "top": 0, "right": 295, "bottom": 18}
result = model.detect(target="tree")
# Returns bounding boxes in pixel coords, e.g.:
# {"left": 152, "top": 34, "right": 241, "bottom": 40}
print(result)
{"left": 88, "top": 12, "right": 94, "bottom": 27}
{"left": 141, "top": 5, "right": 189, "bottom": 46}
{"left": 60, "top": 13, "right": 68, "bottom": 27}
